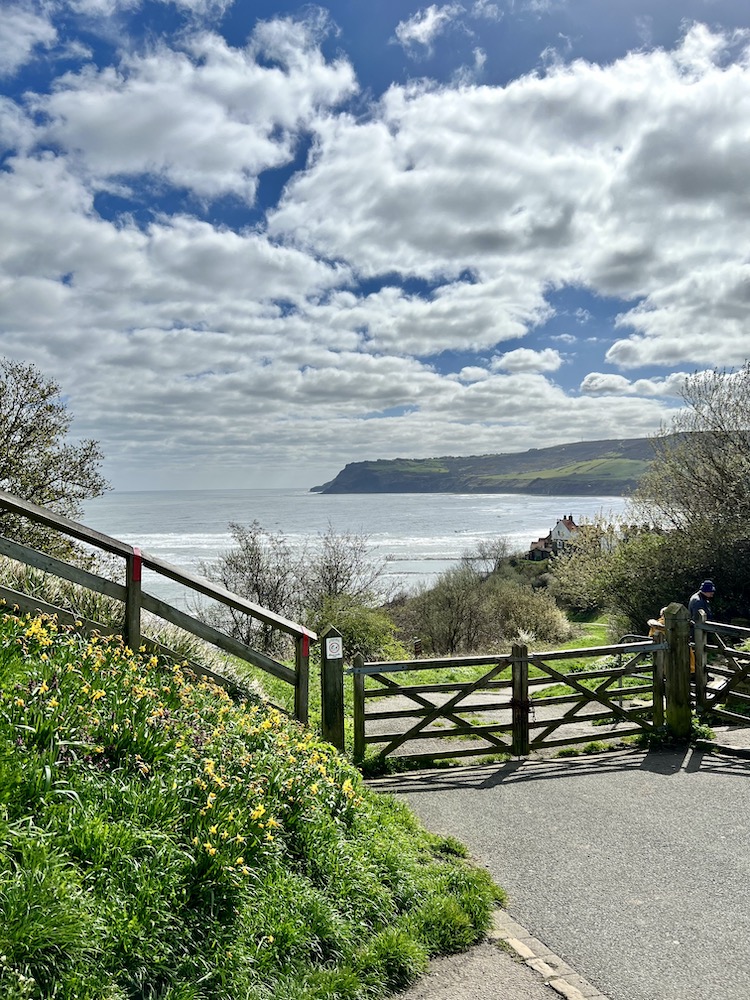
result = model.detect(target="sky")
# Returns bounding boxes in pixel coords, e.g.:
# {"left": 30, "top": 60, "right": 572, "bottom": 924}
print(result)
{"left": 2, "top": 0, "right": 750, "bottom": 492}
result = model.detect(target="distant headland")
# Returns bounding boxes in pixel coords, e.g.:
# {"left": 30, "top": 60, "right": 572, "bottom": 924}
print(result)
{"left": 311, "top": 437, "right": 657, "bottom": 496}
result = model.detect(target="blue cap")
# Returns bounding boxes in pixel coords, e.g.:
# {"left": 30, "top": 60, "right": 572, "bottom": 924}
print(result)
{"left": 700, "top": 580, "right": 715, "bottom": 593}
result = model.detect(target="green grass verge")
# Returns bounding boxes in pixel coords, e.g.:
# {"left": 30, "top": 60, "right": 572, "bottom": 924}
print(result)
{"left": 0, "top": 609, "right": 503, "bottom": 1000}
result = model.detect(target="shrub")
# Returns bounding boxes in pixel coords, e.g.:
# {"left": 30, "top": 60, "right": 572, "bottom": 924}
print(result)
{"left": 0, "top": 609, "right": 499, "bottom": 999}
{"left": 310, "top": 595, "right": 408, "bottom": 662}
{"left": 392, "top": 565, "right": 572, "bottom": 655}
{"left": 483, "top": 578, "right": 573, "bottom": 645}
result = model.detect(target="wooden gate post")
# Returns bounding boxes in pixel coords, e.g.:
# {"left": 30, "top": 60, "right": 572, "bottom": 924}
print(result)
{"left": 511, "top": 642, "right": 530, "bottom": 757}
{"left": 294, "top": 633, "right": 311, "bottom": 726}
{"left": 124, "top": 547, "right": 142, "bottom": 651}
{"left": 653, "top": 642, "right": 665, "bottom": 729}
{"left": 352, "top": 652, "right": 366, "bottom": 761}
{"left": 663, "top": 602, "right": 692, "bottom": 740}
{"left": 693, "top": 609, "right": 708, "bottom": 710}
{"left": 320, "top": 625, "right": 345, "bottom": 751}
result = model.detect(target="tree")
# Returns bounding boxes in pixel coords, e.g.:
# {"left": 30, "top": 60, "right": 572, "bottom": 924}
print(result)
{"left": 199, "top": 521, "right": 302, "bottom": 655}
{"left": 393, "top": 554, "right": 572, "bottom": 656}
{"left": 631, "top": 363, "right": 750, "bottom": 621}
{"left": 406, "top": 563, "right": 486, "bottom": 655}
{"left": 552, "top": 364, "right": 750, "bottom": 630}
{"left": 552, "top": 525, "right": 704, "bottom": 637}
{"left": 633, "top": 363, "right": 750, "bottom": 536}
{"left": 198, "top": 521, "right": 391, "bottom": 657}
{"left": 470, "top": 536, "right": 511, "bottom": 576}
{"left": 0, "top": 357, "right": 109, "bottom": 551}
{"left": 299, "top": 523, "right": 388, "bottom": 610}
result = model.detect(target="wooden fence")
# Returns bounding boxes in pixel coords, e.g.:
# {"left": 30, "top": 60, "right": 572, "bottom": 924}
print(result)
{"left": 0, "top": 490, "right": 317, "bottom": 723}
{"left": 351, "top": 639, "right": 665, "bottom": 764}
{"left": 349, "top": 601, "right": 744, "bottom": 764}
{"left": 694, "top": 613, "right": 750, "bottom": 722}
{"left": 4, "top": 486, "right": 748, "bottom": 761}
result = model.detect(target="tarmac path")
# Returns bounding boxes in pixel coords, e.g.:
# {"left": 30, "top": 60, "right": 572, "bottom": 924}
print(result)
{"left": 374, "top": 745, "right": 750, "bottom": 1000}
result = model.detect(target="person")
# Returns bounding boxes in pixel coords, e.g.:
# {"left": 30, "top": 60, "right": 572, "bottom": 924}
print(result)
{"left": 688, "top": 580, "right": 716, "bottom": 680}
{"left": 647, "top": 607, "right": 667, "bottom": 637}
{"left": 688, "top": 580, "right": 716, "bottom": 624}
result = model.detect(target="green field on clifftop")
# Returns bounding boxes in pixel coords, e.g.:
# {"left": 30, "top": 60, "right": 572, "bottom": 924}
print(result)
{"left": 312, "top": 438, "right": 657, "bottom": 496}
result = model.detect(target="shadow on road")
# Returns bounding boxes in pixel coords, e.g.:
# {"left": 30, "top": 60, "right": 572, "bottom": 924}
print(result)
{"left": 369, "top": 745, "right": 750, "bottom": 794}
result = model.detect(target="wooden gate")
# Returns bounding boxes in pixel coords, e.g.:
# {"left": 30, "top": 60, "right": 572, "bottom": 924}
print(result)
{"left": 520, "top": 642, "right": 662, "bottom": 754}
{"left": 694, "top": 618, "right": 750, "bottom": 723}
{"left": 352, "top": 638, "right": 666, "bottom": 765}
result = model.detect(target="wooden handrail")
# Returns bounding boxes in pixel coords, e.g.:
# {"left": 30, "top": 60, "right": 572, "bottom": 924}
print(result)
{"left": 0, "top": 489, "right": 317, "bottom": 722}
{"left": 0, "top": 489, "right": 316, "bottom": 641}
{"left": 142, "top": 552, "right": 315, "bottom": 640}
{"left": 695, "top": 619, "right": 749, "bottom": 641}
{"left": 0, "top": 489, "right": 134, "bottom": 557}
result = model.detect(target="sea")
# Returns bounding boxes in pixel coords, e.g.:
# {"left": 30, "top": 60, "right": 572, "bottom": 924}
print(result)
{"left": 82, "top": 489, "right": 629, "bottom": 607}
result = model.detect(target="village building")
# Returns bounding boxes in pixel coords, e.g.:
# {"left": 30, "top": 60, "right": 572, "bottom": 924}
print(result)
{"left": 528, "top": 514, "right": 579, "bottom": 560}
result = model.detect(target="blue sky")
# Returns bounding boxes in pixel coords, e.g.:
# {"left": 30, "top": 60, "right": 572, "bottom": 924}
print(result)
{"left": 2, "top": 0, "right": 750, "bottom": 490}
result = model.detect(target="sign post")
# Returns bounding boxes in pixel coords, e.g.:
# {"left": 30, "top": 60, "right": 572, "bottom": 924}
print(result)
{"left": 321, "top": 625, "right": 345, "bottom": 751}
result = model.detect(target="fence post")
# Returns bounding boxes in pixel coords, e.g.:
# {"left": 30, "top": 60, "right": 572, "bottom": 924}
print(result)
{"left": 653, "top": 642, "right": 665, "bottom": 729}
{"left": 511, "top": 642, "right": 530, "bottom": 757}
{"left": 294, "top": 633, "right": 311, "bottom": 725}
{"left": 663, "top": 602, "right": 691, "bottom": 739}
{"left": 693, "top": 609, "right": 707, "bottom": 710}
{"left": 353, "top": 652, "right": 366, "bottom": 761}
{"left": 320, "top": 625, "right": 345, "bottom": 751}
{"left": 124, "top": 547, "right": 142, "bottom": 651}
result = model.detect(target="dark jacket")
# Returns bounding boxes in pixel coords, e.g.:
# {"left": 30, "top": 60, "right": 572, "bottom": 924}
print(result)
{"left": 688, "top": 591, "right": 713, "bottom": 622}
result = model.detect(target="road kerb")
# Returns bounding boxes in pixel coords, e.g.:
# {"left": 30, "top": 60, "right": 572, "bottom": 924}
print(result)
{"left": 490, "top": 909, "right": 611, "bottom": 1000}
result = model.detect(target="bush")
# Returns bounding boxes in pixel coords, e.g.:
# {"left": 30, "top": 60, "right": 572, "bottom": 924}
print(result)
{"left": 310, "top": 595, "right": 408, "bottom": 662}
{"left": 0, "top": 610, "right": 499, "bottom": 999}
{"left": 391, "top": 562, "right": 573, "bottom": 656}
{"left": 551, "top": 523, "right": 742, "bottom": 634}
{"left": 482, "top": 578, "right": 573, "bottom": 645}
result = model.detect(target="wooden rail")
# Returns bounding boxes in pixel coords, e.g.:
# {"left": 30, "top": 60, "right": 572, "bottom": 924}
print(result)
{"left": 351, "top": 638, "right": 667, "bottom": 764}
{"left": 0, "top": 489, "right": 317, "bottom": 723}
{"left": 693, "top": 615, "right": 750, "bottom": 724}
{"left": 349, "top": 606, "right": 750, "bottom": 765}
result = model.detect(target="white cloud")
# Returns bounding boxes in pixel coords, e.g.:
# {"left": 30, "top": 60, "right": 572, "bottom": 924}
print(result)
{"left": 453, "top": 46, "right": 488, "bottom": 84}
{"left": 67, "top": 0, "right": 139, "bottom": 14}
{"left": 269, "top": 23, "right": 750, "bottom": 370}
{"left": 471, "top": 1, "right": 502, "bottom": 21}
{"left": 306, "top": 278, "right": 552, "bottom": 357}
{"left": 492, "top": 348, "right": 563, "bottom": 373}
{"left": 394, "top": 4, "right": 465, "bottom": 52}
{"left": 608, "top": 262, "right": 750, "bottom": 368}
{"left": 0, "top": 4, "right": 57, "bottom": 78}
{"left": 166, "top": 0, "right": 235, "bottom": 15}
{"left": 579, "top": 372, "right": 689, "bottom": 397}
{"left": 521, "top": 0, "right": 567, "bottom": 13}
{"left": 31, "top": 16, "right": 357, "bottom": 201}
{"left": 4, "top": 18, "right": 750, "bottom": 488}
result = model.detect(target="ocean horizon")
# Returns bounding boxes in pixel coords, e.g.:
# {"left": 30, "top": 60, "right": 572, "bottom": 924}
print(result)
{"left": 82, "top": 488, "right": 629, "bottom": 606}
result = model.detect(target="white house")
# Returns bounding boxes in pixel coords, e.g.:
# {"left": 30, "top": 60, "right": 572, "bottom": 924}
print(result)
{"left": 528, "top": 514, "right": 579, "bottom": 560}
{"left": 549, "top": 514, "right": 579, "bottom": 552}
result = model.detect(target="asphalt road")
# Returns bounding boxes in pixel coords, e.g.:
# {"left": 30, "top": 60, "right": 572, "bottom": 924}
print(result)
{"left": 372, "top": 746, "right": 750, "bottom": 1000}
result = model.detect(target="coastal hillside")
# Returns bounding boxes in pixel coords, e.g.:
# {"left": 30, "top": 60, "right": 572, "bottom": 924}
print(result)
{"left": 311, "top": 437, "right": 657, "bottom": 496}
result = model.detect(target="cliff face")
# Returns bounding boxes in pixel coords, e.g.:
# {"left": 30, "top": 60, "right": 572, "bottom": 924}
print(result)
{"left": 311, "top": 438, "right": 657, "bottom": 496}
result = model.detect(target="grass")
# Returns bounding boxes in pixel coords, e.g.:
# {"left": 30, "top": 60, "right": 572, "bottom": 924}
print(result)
{"left": 0, "top": 607, "right": 503, "bottom": 1000}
